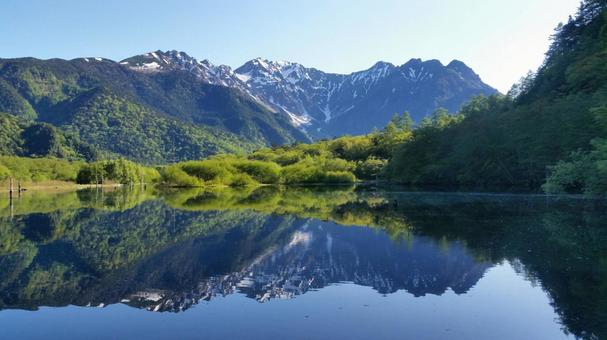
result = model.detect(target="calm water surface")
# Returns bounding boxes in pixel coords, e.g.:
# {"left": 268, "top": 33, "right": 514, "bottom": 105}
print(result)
{"left": 0, "top": 187, "right": 605, "bottom": 339}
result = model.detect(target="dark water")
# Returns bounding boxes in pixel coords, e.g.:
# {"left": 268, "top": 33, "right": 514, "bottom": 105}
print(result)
{"left": 0, "top": 187, "right": 605, "bottom": 339}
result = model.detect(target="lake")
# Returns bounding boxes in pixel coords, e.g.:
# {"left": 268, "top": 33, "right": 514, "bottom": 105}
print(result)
{"left": 0, "top": 187, "right": 605, "bottom": 339}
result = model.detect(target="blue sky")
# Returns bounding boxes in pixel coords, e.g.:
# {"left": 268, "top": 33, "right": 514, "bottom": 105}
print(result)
{"left": 1, "top": 0, "right": 580, "bottom": 92}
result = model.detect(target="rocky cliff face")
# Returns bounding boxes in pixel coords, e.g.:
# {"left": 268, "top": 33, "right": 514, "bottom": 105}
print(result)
{"left": 123, "top": 50, "right": 497, "bottom": 138}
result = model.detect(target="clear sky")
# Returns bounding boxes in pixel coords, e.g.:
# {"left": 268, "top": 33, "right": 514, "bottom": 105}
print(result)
{"left": 1, "top": 0, "right": 581, "bottom": 92}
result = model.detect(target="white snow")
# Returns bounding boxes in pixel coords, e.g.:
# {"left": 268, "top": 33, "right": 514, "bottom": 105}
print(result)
{"left": 235, "top": 72, "right": 252, "bottom": 83}
{"left": 283, "top": 108, "right": 312, "bottom": 126}
{"left": 130, "top": 61, "right": 161, "bottom": 72}
{"left": 285, "top": 231, "right": 312, "bottom": 250}
{"left": 322, "top": 105, "right": 332, "bottom": 122}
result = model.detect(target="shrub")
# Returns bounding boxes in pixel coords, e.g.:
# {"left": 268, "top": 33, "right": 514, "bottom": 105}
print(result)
{"left": 229, "top": 173, "right": 257, "bottom": 187}
{"left": 233, "top": 160, "right": 281, "bottom": 183}
{"left": 0, "top": 156, "right": 81, "bottom": 182}
{"left": 0, "top": 164, "right": 11, "bottom": 181}
{"left": 355, "top": 157, "right": 388, "bottom": 180}
{"left": 161, "top": 166, "right": 202, "bottom": 187}
{"left": 328, "top": 135, "right": 374, "bottom": 161}
{"left": 76, "top": 159, "right": 159, "bottom": 185}
{"left": 281, "top": 162, "right": 323, "bottom": 184}
{"left": 323, "top": 171, "right": 356, "bottom": 184}
{"left": 179, "top": 160, "right": 232, "bottom": 182}
{"left": 323, "top": 157, "right": 355, "bottom": 172}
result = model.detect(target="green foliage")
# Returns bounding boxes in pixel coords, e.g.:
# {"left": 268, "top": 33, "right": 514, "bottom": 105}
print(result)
{"left": 384, "top": 3, "right": 607, "bottom": 192}
{"left": 160, "top": 166, "right": 203, "bottom": 187}
{"left": 0, "top": 156, "right": 82, "bottom": 182}
{"left": 230, "top": 158, "right": 281, "bottom": 183}
{"left": 0, "top": 55, "right": 308, "bottom": 163}
{"left": 59, "top": 90, "right": 258, "bottom": 164}
{"left": 229, "top": 173, "right": 257, "bottom": 187}
{"left": 179, "top": 160, "right": 233, "bottom": 183}
{"left": 355, "top": 157, "right": 387, "bottom": 179}
{"left": 544, "top": 138, "right": 607, "bottom": 194}
{"left": 0, "top": 79, "right": 36, "bottom": 119}
{"left": 280, "top": 158, "right": 326, "bottom": 184}
{"left": 0, "top": 112, "right": 97, "bottom": 161}
{"left": 0, "top": 113, "right": 23, "bottom": 156}
{"left": 161, "top": 157, "right": 281, "bottom": 187}
{"left": 324, "top": 171, "right": 357, "bottom": 184}
{"left": 159, "top": 121, "right": 413, "bottom": 187}
{"left": 240, "top": 114, "right": 413, "bottom": 185}
{"left": 280, "top": 157, "right": 356, "bottom": 184}
{"left": 0, "top": 164, "right": 10, "bottom": 181}
{"left": 76, "top": 159, "right": 159, "bottom": 185}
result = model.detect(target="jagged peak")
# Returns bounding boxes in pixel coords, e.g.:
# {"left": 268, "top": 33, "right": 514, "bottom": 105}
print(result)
{"left": 401, "top": 58, "right": 444, "bottom": 69}
{"left": 446, "top": 59, "right": 481, "bottom": 80}
{"left": 446, "top": 59, "right": 474, "bottom": 73}
{"left": 447, "top": 59, "right": 469, "bottom": 68}
{"left": 373, "top": 60, "right": 395, "bottom": 67}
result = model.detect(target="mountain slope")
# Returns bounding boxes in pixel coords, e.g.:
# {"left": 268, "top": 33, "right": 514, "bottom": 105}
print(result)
{"left": 0, "top": 56, "right": 309, "bottom": 162}
{"left": 0, "top": 50, "right": 494, "bottom": 163}
{"left": 121, "top": 51, "right": 496, "bottom": 137}
{"left": 234, "top": 57, "right": 496, "bottom": 136}
{"left": 0, "top": 112, "right": 99, "bottom": 160}
{"left": 52, "top": 88, "right": 258, "bottom": 163}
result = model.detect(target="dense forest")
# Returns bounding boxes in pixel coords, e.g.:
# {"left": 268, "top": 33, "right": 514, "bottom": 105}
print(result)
{"left": 0, "top": 113, "right": 410, "bottom": 187}
{"left": 0, "top": 53, "right": 307, "bottom": 163}
{"left": 384, "top": 0, "right": 607, "bottom": 194}
{"left": 159, "top": 113, "right": 412, "bottom": 187}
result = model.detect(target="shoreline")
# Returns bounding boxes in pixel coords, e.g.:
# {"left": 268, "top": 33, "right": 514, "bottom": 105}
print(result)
{"left": 0, "top": 181, "right": 123, "bottom": 194}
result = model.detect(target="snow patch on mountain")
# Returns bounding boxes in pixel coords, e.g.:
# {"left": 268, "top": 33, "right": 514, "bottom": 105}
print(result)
{"left": 120, "top": 51, "right": 496, "bottom": 137}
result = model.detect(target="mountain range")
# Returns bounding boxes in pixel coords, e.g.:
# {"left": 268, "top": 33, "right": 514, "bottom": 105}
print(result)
{"left": 0, "top": 51, "right": 495, "bottom": 162}
{"left": 122, "top": 50, "right": 497, "bottom": 137}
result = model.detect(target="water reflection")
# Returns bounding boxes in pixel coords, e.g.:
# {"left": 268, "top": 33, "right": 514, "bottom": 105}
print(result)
{"left": 0, "top": 187, "right": 605, "bottom": 339}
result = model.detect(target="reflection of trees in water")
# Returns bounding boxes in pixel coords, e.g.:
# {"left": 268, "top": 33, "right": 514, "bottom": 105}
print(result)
{"left": 0, "top": 188, "right": 605, "bottom": 339}
{"left": 384, "top": 194, "right": 607, "bottom": 340}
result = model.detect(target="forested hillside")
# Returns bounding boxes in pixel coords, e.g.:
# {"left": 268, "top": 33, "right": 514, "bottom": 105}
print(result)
{"left": 384, "top": 0, "right": 607, "bottom": 193}
{"left": 0, "top": 57, "right": 308, "bottom": 163}
{"left": 0, "top": 112, "right": 100, "bottom": 160}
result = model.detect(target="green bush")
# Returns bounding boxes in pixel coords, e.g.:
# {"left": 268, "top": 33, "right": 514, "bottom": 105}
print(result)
{"left": 281, "top": 161, "right": 323, "bottom": 184}
{"left": 76, "top": 159, "right": 159, "bottom": 185}
{"left": 229, "top": 173, "right": 256, "bottom": 187}
{"left": 356, "top": 157, "right": 388, "bottom": 180}
{"left": 328, "top": 135, "right": 375, "bottom": 161}
{"left": 0, "top": 164, "right": 11, "bottom": 181}
{"left": 233, "top": 160, "right": 281, "bottom": 183}
{"left": 160, "top": 166, "right": 202, "bottom": 187}
{"left": 179, "top": 160, "right": 232, "bottom": 182}
{"left": 543, "top": 139, "right": 607, "bottom": 194}
{"left": 324, "top": 171, "right": 356, "bottom": 183}
{"left": 0, "top": 156, "right": 81, "bottom": 182}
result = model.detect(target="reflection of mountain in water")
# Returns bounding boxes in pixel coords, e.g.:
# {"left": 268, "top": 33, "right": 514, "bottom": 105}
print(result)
{"left": 2, "top": 188, "right": 604, "bottom": 340}
{"left": 127, "top": 221, "right": 490, "bottom": 312}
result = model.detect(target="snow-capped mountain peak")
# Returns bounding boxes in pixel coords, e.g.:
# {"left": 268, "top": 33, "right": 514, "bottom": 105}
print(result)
{"left": 120, "top": 51, "right": 497, "bottom": 136}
